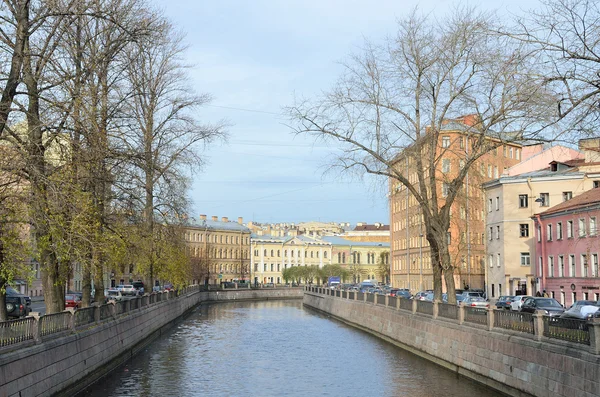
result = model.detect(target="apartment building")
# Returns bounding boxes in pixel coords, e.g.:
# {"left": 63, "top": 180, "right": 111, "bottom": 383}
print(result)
{"left": 184, "top": 215, "right": 251, "bottom": 285}
{"left": 390, "top": 116, "right": 521, "bottom": 293}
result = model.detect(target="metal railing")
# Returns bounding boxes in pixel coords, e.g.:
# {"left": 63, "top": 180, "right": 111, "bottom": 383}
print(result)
{"left": 366, "top": 293, "right": 375, "bottom": 303}
{"left": 115, "top": 301, "right": 127, "bottom": 316}
{"left": 463, "top": 306, "right": 489, "bottom": 326}
{"left": 348, "top": 291, "right": 355, "bottom": 300}
{"left": 388, "top": 296, "right": 397, "bottom": 308}
{"left": 74, "top": 307, "right": 96, "bottom": 328}
{"left": 0, "top": 317, "right": 35, "bottom": 347}
{"left": 40, "top": 312, "right": 71, "bottom": 336}
{"left": 438, "top": 302, "right": 458, "bottom": 320}
{"left": 494, "top": 310, "right": 534, "bottom": 334}
{"left": 356, "top": 292, "right": 365, "bottom": 301}
{"left": 416, "top": 300, "right": 434, "bottom": 316}
{"left": 543, "top": 316, "right": 590, "bottom": 345}
{"left": 100, "top": 304, "right": 113, "bottom": 320}
{"left": 399, "top": 297, "right": 413, "bottom": 311}
{"left": 376, "top": 295, "right": 386, "bottom": 305}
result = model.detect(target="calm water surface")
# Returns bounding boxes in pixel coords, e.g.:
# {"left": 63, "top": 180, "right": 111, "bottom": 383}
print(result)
{"left": 82, "top": 300, "right": 503, "bottom": 397}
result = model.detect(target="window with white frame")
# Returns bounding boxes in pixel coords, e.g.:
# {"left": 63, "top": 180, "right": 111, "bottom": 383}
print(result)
{"left": 559, "top": 255, "right": 565, "bottom": 277}
{"left": 579, "top": 218, "right": 587, "bottom": 237}
{"left": 521, "top": 252, "right": 531, "bottom": 267}
{"left": 442, "top": 158, "right": 451, "bottom": 173}
{"left": 582, "top": 254, "right": 589, "bottom": 277}
{"left": 442, "top": 136, "right": 450, "bottom": 148}
{"left": 495, "top": 197, "right": 500, "bottom": 210}
{"left": 497, "top": 253, "right": 501, "bottom": 267}
{"left": 488, "top": 198, "right": 493, "bottom": 212}
{"left": 489, "top": 227, "right": 493, "bottom": 240}
{"left": 496, "top": 225, "right": 500, "bottom": 239}
{"left": 591, "top": 217, "right": 597, "bottom": 236}
{"left": 547, "top": 224, "right": 552, "bottom": 241}
{"left": 567, "top": 220, "right": 573, "bottom": 238}
{"left": 557, "top": 222, "right": 563, "bottom": 240}
{"left": 537, "top": 225, "right": 541, "bottom": 242}
{"left": 519, "top": 194, "right": 528, "bottom": 208}
{"left": 520, "top": 223, "right": 529, "bottom": 237}
{"left": 593, "top": 254, "right": 599, "bottom": 277}
{"left": 489, "top": 255, "right": 494, "bottom": 268}
{"left": 563, "top": 191, "right": 573, "bottom": 201}
{"left": 569, "top": 254, "right": 576, "bottom": 277}
{"left": 539, "top": 192, "right": 549, "bottom": 207}
{"left": 442, "top": 183, "right": 450, "bottom": 197}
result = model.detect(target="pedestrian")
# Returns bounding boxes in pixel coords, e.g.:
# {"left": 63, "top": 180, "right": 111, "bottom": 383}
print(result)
{"left": 542, "top": 290, "right": 549, "bottom": 297}
{"left": 535, "top": 291, "right": 541, "bottom": 297}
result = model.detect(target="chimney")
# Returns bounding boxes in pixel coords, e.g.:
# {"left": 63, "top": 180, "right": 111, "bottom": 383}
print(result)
{"left": 221, "top": 216, "right": 229, "bottom": 222}
{"left": 200, "top": 214, "right": 207, "bottom": 220}
{"left": 212, "top": 216, "right": 218, "bottom": 221}
{"left": 238, "top": 217, "right": 243, "bottom": 224}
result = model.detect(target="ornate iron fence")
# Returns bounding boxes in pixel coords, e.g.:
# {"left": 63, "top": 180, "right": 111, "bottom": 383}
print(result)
{"left": 0, "top": 317, "right": 35, "bottom": 347}
{"left": 543, "top": 316, "right": 590, "bottom": 345}
{"left": 464, "top": 307, "right": 488, "bottom": 326}
{"left": 494, "top": 310, "right": 534, "bottom": 334}
{"left": 438, "top": 303, "right": 458, "bottom": 320}
{"left": 399, "top": 297, "right": 413, "bottom": 312}
{"left": 416, "top": 300, "right": 434, "bottom": 315}
{"left": 74, "top": 307, "right": 96, "bottom": 328}
{"left": 40, "top": 312, "right": 71, "bottom": 336}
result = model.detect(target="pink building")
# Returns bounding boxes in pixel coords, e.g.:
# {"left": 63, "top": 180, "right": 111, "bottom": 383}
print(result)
{"left": 533, "top": 188, "right": 600, "bottom": 306}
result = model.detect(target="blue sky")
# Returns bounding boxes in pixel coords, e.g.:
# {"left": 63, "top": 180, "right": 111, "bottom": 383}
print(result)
{"left": 153, "top": 0, "right": 540, "bottom": 225}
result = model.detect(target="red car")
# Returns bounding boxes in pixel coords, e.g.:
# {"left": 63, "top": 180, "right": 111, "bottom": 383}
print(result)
{"left": 65, "top": 294, "right": 81, "bottom": 309}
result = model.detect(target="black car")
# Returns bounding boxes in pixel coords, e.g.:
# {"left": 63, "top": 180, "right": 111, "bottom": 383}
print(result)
{"left": 5, "top": 296, "right": 30, "bottom": 318}
{"left": 520, "top": 297, "right": 565, "bottom": 316}
{"left": 6, "top": 287, "right": 31, "bottom": 307}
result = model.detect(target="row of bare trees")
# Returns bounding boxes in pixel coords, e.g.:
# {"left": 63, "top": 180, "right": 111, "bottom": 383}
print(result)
{"left": 0, "top": 0, "right": 224, "bottom": 318}
{"left": 288, "top": 0, "right": 600, "bottom": 303}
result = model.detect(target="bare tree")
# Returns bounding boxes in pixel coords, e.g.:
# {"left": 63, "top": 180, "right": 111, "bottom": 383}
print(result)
{"left": 288, "top": 8, "right": 555, "bottom": 302}
{"left": 117, "top": 21, "right": 226, "bottom": 288}
{"left": 505, "top": 0, "right": 600, "bottom": 137}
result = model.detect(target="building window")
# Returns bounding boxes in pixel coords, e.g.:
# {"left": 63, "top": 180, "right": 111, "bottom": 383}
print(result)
{"left": 519, "top": 194, "right": 528, "bottom": 208}
{"left": 494, "top": 166, "right": 499, "bottom": 178}
{"left": 442, "top": 158, "right": 451, "bottom": 173}
{"left": 489, "top": 255, "right": 494, "bottom": 268}
{"left": 488, "top": 165, "right": 492, "bottom": 178}
{"left": 539, "top": 193, "right": 549, "bottom": 207}
{"left": 569, "top": 255, "right": 575, "bottom": 277}
{"left": 548, "top": 255, "right": 554, "bottom": 276}
{"left": 557, "top": 222, "right": 563, "bottom": 240}
{"left": 442, "top": 183, "right": 450, "bottom": 198}
{"left": 519, "top": 224, "right": 529, "bottom": 237}
{"left": 591, "top": 217, "right": 597, "bottom": 236}
{"left": 582, "top": 254, "right": 589, "bottom": 277}
{"left": 497, "top": 253, "right": 501, "bottom": 267}
{"left": 593, "top": 254, "right": 599, "bottom": 277}
{"left": 559, "top": 255, "right": 564, "bottom": 277}
{"left": 579, "top": 218, "right": 587, "bottom": 237}
{"left": 509, "top": 147, "right": 514, "bottom": 158}
{"left": 442, "top": 136, "right": 450, "bottom": 148}
{"left": 488, "top": 198, "right": 492, "bottom": 213}
{"left": 446, "top": 232, "right": 451, "bottom": 245}
{"left": 521, "top": 252, "right": 531, "bottom": 267}
{"left": 567, "top": 220, "right": 574, "bottom": 238}
{"left": 271, "top": 264, "right": 274, "bottom": 271}
{"left": 496, "top": 225, "right": 500, "bottom": 239}
{"left": 263, "top": 264, "right": 267, "bottom": 272}
{"left": 547, "top": 224, "right": 552, "bottom": 241}
{"left": 537, "top": 225, "right": 541, "bottom": 242}
{"left": 489, "top": 227, "right": 493, "bottom": 241}
{"left": 324, "top": 251, "right": 327, "bottom": 259}
{"left": 495, "top": 197, "right": 500, "bottom": 210}
{"left": 563, "top": 191, "right": 573, "bottom": 201}
{"left": 594, "top": 180, "right": 600, "bottom": 188}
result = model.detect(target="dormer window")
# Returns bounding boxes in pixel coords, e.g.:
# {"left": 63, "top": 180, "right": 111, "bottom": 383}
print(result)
{"left": 551, "top": 163, "right": 558, "bottom": 172}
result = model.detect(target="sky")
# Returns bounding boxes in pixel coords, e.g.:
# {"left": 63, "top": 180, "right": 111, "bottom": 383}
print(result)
{"left": 152, "top": 0, "right": 541, "bottom": 225}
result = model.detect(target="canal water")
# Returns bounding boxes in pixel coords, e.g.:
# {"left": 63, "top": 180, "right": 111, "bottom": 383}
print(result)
{"left": 82, "top": 300, "right": 503, "bottom": 397}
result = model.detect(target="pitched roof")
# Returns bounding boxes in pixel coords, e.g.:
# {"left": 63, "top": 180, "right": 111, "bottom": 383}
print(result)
{"left": 352, "top": 224, "right": 390, "bottom": 231}
{"left": 538, "top": 188, "right": 600, "bottom": 217}
{"left": 185, "top": 218, "right": 251, "bottom": 232}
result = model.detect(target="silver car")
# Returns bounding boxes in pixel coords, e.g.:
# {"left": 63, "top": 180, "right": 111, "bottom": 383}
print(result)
{"left": 510, "top": 295, "right": 533, "bottom": 311}
{"left": 461, "top": 296, "right": 489, "bottom": 308}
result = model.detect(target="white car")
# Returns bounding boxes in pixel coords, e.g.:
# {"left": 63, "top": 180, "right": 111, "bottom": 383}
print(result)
{"left": 120, "top": 285, "right": 138, "bottom": 296}
{"left": 510, "top": 295, "right": 533, "bottom": 311}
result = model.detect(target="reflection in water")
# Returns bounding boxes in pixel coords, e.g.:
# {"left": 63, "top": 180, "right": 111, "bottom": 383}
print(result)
{"left": 82, "top": 300, "right": 502, "bottom": 397}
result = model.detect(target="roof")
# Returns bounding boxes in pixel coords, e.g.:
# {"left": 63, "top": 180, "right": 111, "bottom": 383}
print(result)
{"left": 185, "top": 218, "right": 251, "bottom": 233}
{"left": 483, "top": 167, "right": 584, "bottom": 188}
{"left": 537, "top": 188, "right": 600, "bottom": 217}
{"left": 352, "top": 224, "right": 390, "bottom": 231}
{"left": 321, "top": 236, "right": 390, "bottom": 247}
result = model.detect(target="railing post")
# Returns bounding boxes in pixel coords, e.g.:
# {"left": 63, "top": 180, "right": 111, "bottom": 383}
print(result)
{"left": 94, "top": 303, "right": 101, "bottom": 324}
{"left": 31, "top": 313, "right": 42, "bottom": 344}
{"left": 396, "top": 296, "right": 400, "bottom": 310}
{"left": 110, "top": 301, "right": 117, "bottom": 319}
{"left": 354, "top": 291, "right": 358, "bottom": 301}
{"left": 588, "top": 319, "right": 600, "bottom": 354}
{"left": 363, "top": 292, "right": 368, "bottom": 303}
{"left": 487, "top": 307, "right": 495, "bottom": 331}
{"left": 532, "top": 310, "right": 545, "bottom": 341}
{"left": 433, "top": 300, "right": 439, "bottom": 319}
{"left": 66, "top": 308, "right": 76, "bottom": 332}
{"left": 385, "top": 295, "right": 389, "bottom": 307}
{"left": 412, "top": 299, "right": 417, "bottom": 314}
{"left": 458, "top": 304, "right": 465, "bottom": 325}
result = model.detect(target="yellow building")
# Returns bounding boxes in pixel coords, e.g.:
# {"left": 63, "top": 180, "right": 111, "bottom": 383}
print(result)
{"left": 184, "top": 215, "right": 251, "bottom": 285}
{"left": 322, "top": 236, "right": 390, "bottom": 284}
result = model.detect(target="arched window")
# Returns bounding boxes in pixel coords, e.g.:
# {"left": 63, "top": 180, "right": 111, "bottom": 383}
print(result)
{"left": 264, "top": 249, "right": 267, "bottom": 256}
{"left": 271, "top": 249, "right": 274, "bottom": 257}
{"left": 324, "top": 251, "right": 327, "bottom": 259}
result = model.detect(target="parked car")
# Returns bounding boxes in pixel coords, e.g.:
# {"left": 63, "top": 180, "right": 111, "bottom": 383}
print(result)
{"left": 6, "top": 286, "right": 31, "bottom": 307}
{"left": 65, "top": 294, "right": 81, "bottom": 309}
{"left": 5, "top": 296, "right": 30, "bottom": 318}
{"left": 561, "top": 300, "right": 600, "bottom": 319}
{"left": 395, "top": 290, "right": 412, "bottom": 299}
{"left": 132, "top": 281, "right": 144, "bottom": 294}
{"left": 461, "top": 291, "right": 484, "bottom": 299}
{"left": 461, "top": 296, "right": 489, "bottom": 308}
{"left": 119, "top": 285, "right": 137, "bottom": 296}
{"left": 413, "top": 290, "right": 433, "bottom": 301}
{"left": 106, "top": 289, "right": 126, "bottom": 302}
{"left": 520, "top": 297, "right": 565, "bottom": 316}
{"left": 495, "top": 296, "right": 515, "bottom": 310}
{"left": 510, "top": 295, "right": 533, "bottom": 311}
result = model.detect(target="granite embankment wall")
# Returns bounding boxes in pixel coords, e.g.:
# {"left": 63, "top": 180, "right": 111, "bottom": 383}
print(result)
{"left": 303, "top": 291, "right": 600, "bottom": 397}
{"left": 0, "top": 287, "right": 303, "bottom": 397}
